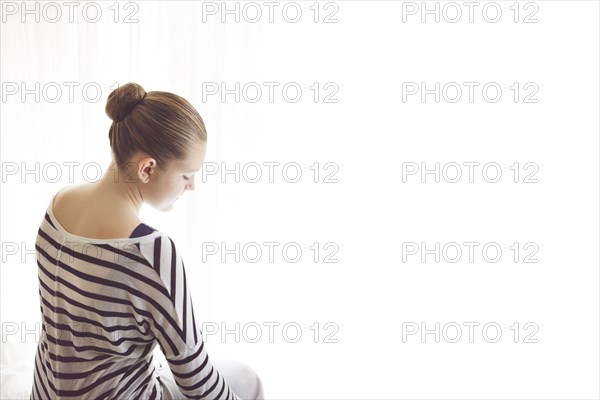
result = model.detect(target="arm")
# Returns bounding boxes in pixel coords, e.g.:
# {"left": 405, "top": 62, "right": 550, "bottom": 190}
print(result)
{"left": 141, "top": 234, "right": 240, "bottom": 400}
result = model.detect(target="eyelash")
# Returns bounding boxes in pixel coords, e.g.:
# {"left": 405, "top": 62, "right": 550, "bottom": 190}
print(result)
{"left": 183, "top": 175, "right": 191, "bottom": 181}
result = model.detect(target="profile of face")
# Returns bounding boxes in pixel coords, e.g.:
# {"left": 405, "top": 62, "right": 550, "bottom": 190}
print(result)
{"left": 135, "top": 140, "right": 207, "bottom": 211}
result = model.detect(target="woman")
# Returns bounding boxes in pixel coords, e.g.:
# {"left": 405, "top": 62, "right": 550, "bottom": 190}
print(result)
{"left": 29, "top": 83, "right": 264, "bottom": 400}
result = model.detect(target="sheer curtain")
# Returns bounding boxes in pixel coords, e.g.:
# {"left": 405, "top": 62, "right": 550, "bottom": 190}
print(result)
{"left": 1, "top": 2, "right": 354, "bottom": 398}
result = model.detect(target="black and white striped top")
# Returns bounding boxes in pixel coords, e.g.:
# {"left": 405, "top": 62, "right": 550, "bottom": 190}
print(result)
{"left": 30, "top": 193, "right": 240, "bottom": 400}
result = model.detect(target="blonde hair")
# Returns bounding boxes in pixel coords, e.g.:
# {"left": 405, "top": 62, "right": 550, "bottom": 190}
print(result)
{"left": 105, "top": 82, "right": 206, "bottom": 173}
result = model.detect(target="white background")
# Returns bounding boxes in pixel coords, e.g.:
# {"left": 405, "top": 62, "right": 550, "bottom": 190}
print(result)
{"left": 1, "top": 1, "right": 599, "bottom": 399}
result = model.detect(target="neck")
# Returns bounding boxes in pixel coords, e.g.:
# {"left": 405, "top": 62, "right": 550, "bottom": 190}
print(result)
{"left": 94, "top": 161, "right": 144, "bottom": 217}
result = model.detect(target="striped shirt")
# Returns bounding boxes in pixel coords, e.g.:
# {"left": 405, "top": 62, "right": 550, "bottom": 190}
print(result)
{"left": 30, "top": 193, "right": 240, "bottom": 400}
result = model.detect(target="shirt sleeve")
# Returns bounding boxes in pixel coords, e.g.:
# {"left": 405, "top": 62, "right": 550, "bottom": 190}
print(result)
{"left": 138, "top": 233, "right": 241, "bottom": 400}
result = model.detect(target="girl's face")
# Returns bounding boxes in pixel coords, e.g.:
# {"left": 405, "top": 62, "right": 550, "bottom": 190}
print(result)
{"left": 140, "top": 140, "right": 206, "bottom": 211}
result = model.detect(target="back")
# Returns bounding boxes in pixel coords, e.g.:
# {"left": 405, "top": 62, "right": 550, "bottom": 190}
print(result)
{"left": 30, "top": 191, "right": 240, "bottom": 400}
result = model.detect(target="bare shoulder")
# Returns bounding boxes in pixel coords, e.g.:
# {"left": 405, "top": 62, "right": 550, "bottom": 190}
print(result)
{"left": 54, "top": 183, "right": 91, "bottom": 204}
{"left": 53, "top": 183, "right": 142, "bottom": 239}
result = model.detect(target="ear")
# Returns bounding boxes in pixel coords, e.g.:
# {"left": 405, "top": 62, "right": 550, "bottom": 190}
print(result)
{"left": 138, "top": 157, "right": 157, "bottom": 183}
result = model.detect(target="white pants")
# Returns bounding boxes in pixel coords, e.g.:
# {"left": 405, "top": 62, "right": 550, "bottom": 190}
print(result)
{"left": 156, "top": 358, "right": 265, "bottom": 400}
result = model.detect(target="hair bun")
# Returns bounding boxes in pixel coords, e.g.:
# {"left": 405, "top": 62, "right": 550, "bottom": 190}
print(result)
{"left": 105, "top": 82, "right": 147, "bottom": 122}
